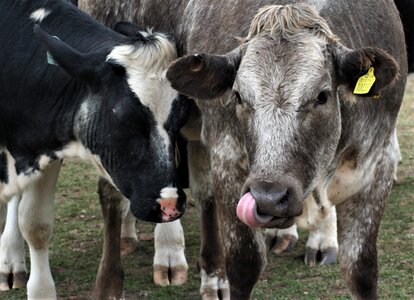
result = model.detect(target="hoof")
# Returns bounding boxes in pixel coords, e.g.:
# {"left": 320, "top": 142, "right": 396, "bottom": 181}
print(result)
{"left": 267, "top": 234, "right": 298, "bottom": 254}
{"left": 153, "top": 264, "right": 188, "bottom": 286}
{"left": 319, "top": 247, "right": 337, "bottom": 265}
{"left": 170, "top": 265, "right": 188, "bottom": 286}
{"left": 0, "top": 272, "right": 10, "bottom": 291}
{"left": 305, "top": 246, "right": 337, "bottom": 267}
{"left": 12, "top": 272, "right": 28, "bottom": 289}
{"left": 201, "top": 284, "right": 230, "bottom": 300}
{"left": 153, "top": 265, "right": 170, "bottom": 286}
{"left": 200, "top": 271, "right": 230, "bottom": 300}
{"left": 120, "top": 237, "right": 138, "bottom": 257}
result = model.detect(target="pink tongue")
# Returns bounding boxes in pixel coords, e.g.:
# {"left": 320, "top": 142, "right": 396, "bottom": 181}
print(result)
{"left": 236, "top": 192, "right": 273, "bottom": 227}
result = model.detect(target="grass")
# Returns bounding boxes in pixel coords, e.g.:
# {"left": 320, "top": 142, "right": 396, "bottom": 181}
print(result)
{"left": 3, "top": 76, "right": 414, "bottom": 299}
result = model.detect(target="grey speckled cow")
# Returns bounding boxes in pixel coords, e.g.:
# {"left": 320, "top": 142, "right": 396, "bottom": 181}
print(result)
{"left": 79, "top": 0, "right": 407, "bottom": 299}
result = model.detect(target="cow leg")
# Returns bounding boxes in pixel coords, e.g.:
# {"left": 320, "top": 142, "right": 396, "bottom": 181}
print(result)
{"left": 0, "top": 196, "right": 28, "bottom": 291}
{"left": 264, "top": 225, "right": 298, "bottom": 254}
{"left": 153, "top": 220, "right": 188, "bottom": 286}
{"left": 188, "top": 141, "right": 229, "bottom": 300}
{"left": 303, "top": 206, "right": 338, "bottom": 267}
{"left": 210, "top": 139, "right": 266, "bottom": 300}
{"left": 120, "top": 209, "right": 138, "bottom": 257}
{"left": 94, "top": 178, "right": 125, "bottom": 300}
{"left": 18, "top": 160, "right": 61, "bottom": 300}
{"left": 336, "top": 175, "right": 390, "bottom": 299}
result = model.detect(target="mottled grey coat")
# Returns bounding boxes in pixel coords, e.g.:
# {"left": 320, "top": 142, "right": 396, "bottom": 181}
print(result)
{"left": 80, "top": 0, "right": 407, "bottom": 299}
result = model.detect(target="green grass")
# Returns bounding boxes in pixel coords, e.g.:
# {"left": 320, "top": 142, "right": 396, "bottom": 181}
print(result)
{"left": 3, "top": 76, "right": 414, "bottom": 299}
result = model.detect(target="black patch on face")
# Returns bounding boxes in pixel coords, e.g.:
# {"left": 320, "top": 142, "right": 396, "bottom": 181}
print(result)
{"left": 0, "top": 152, "right": 8, "bottom": 183}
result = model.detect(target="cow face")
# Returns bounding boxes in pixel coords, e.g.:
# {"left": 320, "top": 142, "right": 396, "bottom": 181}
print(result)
{"left": 166, "top": 4, "right": 398, "bottom": 228}
{"left": 35, "top": 26, "right": 189, "bottom": 223}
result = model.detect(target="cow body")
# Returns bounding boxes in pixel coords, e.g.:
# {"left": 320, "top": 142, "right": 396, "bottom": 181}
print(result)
{"left": 80, "top": 0, "right": 407, "bottom": 299}
{"left": 0, "top": 0, "right": 189, "bottom": 297}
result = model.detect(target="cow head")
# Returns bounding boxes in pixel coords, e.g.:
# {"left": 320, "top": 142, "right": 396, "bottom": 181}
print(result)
{"left": 35, "top": 24, "right": 189, "bottom": 223}
{"left": 166, "top": 4, "right": 398, "bottom": 228}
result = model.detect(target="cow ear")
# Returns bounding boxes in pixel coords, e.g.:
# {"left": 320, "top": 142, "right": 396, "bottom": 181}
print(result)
{"left": 335, "top": 46, "right": 399, "bottom": 98}
{"left": 166, "top": 50, "right": 240, "bottom": 100}
{"left": 34, "top": 25, "right": 101, "bottom": 81}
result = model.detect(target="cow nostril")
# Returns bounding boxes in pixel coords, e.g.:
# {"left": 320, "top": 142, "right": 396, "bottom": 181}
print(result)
{"left": 277, "top": 191, "right": 289, "bottom": 208}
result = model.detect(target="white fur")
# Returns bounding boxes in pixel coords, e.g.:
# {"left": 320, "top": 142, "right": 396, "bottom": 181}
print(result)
{"left": 159, "top": 187, "right": 178, "bottom": 199}
{"left": 153, "top": 220, "right": 187, "bottom": 269}
{"left": 18, "top": 160, "right": 61, "bottom": 299}
{"left": 30, "top": 8, "right": 51, "bottom": 23}
{"left": 0, "top": 196, "right": 27, "bottom": 279}
{"left": 107, "top": 36, "right": 179, "bottom": 152}
{"left": 277, "top": 224, "right": 298, "bottom": 239}
{"left": 199, "top": 268, "right": 230, "bottom": 299}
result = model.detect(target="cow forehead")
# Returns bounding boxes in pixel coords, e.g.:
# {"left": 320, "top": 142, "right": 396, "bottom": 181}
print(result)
{"left": 107, "top": 34, "right": 179, "bottom": 125}
{"left": 236, "top": 34, "right": 330, "bottom": 107}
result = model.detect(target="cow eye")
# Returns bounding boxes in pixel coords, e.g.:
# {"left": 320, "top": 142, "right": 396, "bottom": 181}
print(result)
{"left": 234, "top": 91, "right": 243, "bottom": 105}
{"left": 315, "top": 91, "right": 330, "bottom": 106}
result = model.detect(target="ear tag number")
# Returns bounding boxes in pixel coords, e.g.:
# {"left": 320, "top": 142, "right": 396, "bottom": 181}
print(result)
{"left": 353, "top": 67, "right": 376, "bottom": 95}
{"left": 47, "top": 36, "right": 61, "bottom": 66}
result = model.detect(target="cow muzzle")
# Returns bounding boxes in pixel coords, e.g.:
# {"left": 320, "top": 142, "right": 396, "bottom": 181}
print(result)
{"left": 157, "top": 186, "right": 186, "bottom": 222}
{"left": 236, "top": 179, "right": 303, "bottom": 228}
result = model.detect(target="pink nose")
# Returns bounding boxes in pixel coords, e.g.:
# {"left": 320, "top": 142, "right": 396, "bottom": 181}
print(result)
{"left": 159, "top": 198, "right": 181, "bottom": 221}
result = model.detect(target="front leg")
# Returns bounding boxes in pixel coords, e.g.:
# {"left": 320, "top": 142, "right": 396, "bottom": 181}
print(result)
{"left": 153, "top": 220, "right": 188, "bottom": 286}
{"left": 210, "top": 138, "right": 266, "bottom": 300}
{"left": 336, "top": 160, "right": 393, "bottom": 299}
{"left": 18, "top": 160, "right": 61, "bottom": 300}
{"left": 188, "top": 141, "right": 229, "bottom": 300}
{"left": 94, "top": 178, "right": 125, "bottom": 300}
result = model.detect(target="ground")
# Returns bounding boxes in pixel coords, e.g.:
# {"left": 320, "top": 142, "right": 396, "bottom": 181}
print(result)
{"left": 3, "top": 75, "right": 414, "bottom": 299}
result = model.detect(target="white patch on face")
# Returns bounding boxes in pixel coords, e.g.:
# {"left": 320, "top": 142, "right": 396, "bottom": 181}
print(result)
{"left": 30, "top": 8, "right": 51, "bottom": 23}
{"left": 106, "top": 34, "right": 179, "bottom": 151}
{"left": 159, "top": 187, "right": 178, "bottom": 199}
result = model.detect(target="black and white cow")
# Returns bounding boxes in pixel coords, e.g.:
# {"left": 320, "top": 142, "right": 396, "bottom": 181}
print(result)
{"left": 80, "top": 0, "right": 407, "bottom": 299}
{"left": 0, "top": 0, "right": 189, "bottom": 298}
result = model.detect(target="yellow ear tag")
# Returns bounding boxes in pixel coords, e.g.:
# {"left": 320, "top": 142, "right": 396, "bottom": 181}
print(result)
{"left": 353, "top": 67, "right": 376, "bottom": 95}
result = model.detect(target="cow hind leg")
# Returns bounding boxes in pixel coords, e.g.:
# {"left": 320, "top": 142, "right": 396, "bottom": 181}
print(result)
{"left": 264, "top": 225, "right": 298, "bottom": 254}
{"left": 120, "top": 209, "right": 138, "bottom": 257}
{"left": 303, "top": 206, "right": 338, "bottom": 267}
{"left": 18, "top": 160, "right": 61, "bottom": 300}
{"left": 0, "top": 196, "right": 27, "bottom": 291}
{"left": 153, "top": 220, "right": 188, "bottom": 286}
{"left": 94, "top": 178, "right": 125, "bottom": 300}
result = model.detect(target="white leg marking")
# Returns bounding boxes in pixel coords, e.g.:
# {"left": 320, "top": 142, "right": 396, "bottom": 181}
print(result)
{"left": 19, "top": 160, "right": 61, "bottom": 300}
{"left": 154, "top": 220, "right": 187, "bottom": 268}
{"left": 277, "top": 224, "right": 298, "bottom": 240}
{"left": 0, "top": 196, "right": 27, "bottom": 290}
